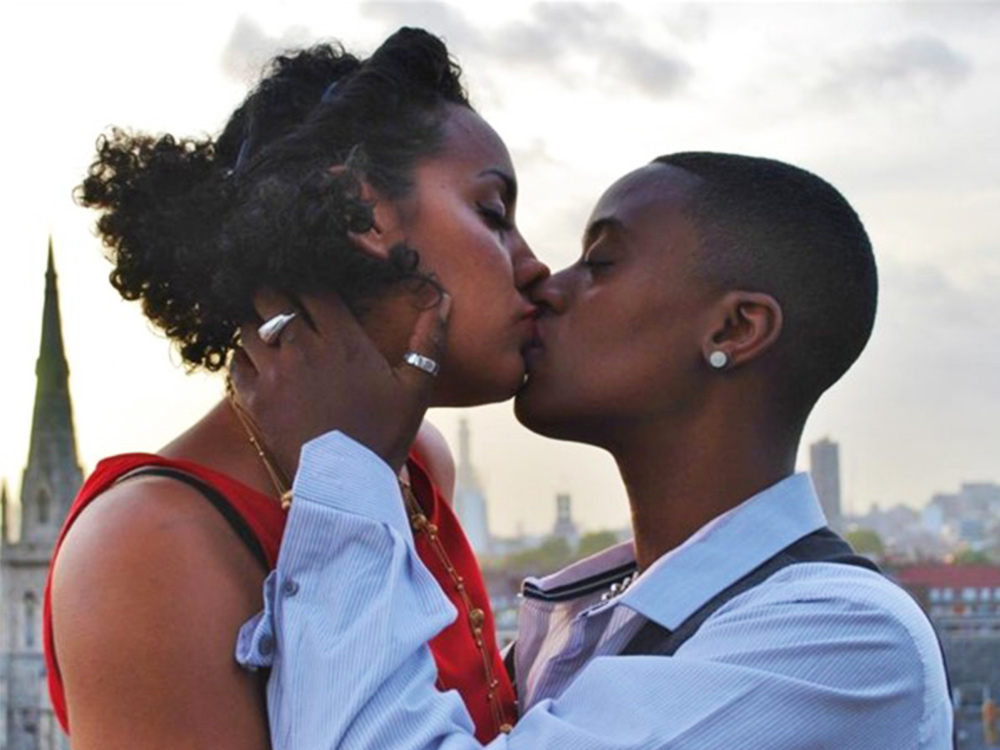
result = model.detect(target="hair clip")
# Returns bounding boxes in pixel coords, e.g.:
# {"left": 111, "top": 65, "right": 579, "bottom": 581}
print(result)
{"left": 321, "top": 80, "right": 342, "bottom": 104}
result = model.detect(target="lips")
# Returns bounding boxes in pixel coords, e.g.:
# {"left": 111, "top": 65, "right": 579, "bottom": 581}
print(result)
{"left": 521, "top": 317, "right": 545, "bottom": 370}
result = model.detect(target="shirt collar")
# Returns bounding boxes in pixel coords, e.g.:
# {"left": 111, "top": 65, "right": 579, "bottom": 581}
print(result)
{"left": 619, "top": 472, "right": 827, "bottom": 629}
{"left": 522, "top": 473, "right": 827, "bottom": 628}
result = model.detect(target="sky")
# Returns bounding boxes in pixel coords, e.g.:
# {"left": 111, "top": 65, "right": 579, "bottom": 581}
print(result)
{"left": 1, "top": 1, "right": 998, "bottom": 537}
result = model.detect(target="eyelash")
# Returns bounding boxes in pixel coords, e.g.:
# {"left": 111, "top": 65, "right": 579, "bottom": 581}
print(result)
{"left": 583, "top": 255, "right": 614, "bottom": 272}
{"left": 478, "top": 204, "right": 513, "bottom": 233}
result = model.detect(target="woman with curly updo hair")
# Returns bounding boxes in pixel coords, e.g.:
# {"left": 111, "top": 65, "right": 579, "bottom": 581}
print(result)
{"left": 44, "top": 27, "right": 548, "bottom": 750}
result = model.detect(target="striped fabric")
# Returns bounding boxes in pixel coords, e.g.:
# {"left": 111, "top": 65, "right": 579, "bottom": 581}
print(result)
{"left": 237, "top": 432, "right": 953, "bottom": 750}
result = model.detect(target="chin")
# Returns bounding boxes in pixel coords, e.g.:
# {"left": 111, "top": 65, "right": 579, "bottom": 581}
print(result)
{"left": 432, "top": 360, "right": 525, "bottom": 408}
{"left": 515, "top": 388, "right": 577, "bottom": 440}
{"left": 514, "top": 382, "right": 616, "bottom": 448}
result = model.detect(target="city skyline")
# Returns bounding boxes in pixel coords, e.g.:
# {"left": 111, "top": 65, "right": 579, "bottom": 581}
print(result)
{"left": 1, "top": 2, "right": 998, "bottom": 536}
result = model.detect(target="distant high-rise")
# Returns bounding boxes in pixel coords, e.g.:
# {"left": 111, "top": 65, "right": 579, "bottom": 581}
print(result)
{"left": 453, "top": 419, "right": 491, "bottom": 554}
{"left": 552, "top": 493, "right": 580, "bottom": 548}
{"left": 1, "top": 242, "right": 79, "bottom": 750}
{"left": 810, "top": 438, "right": 842, "bottom": 530}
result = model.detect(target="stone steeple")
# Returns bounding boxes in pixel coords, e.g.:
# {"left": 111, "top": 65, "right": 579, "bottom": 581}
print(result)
{"left": 457, "top": 418, "right": 474, "bottom": 487}
{"left": 17, "top": 240, "right": 83, "bottom": 548}
{"left": 1, "top": 240, "right": 78, "bottom": 750}
{"left": 1, "top": 481, "right": 8, "bottom": 543}
{"left": 453, "top": 419, "right": 491, "bottom": 554}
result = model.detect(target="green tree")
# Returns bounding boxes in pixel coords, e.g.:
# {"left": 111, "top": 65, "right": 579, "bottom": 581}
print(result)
{"left": 577, "top": 531, "right": 620, "bottom": 559}
{"left": 502, "top": 537, "right": 573, "bottom": 575}
{"left": 846, "top": 528, "right": 885, "bottom": 556}
{"left": 952, "top": 548, "right": 992, "bottom": 565}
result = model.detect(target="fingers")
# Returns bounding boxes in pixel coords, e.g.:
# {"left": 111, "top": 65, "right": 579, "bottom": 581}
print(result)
{"left": 240, "top": 289, "right": 310, "bottom": 370}
{"left": 254, "top": 289, "right": 305, "bottom": 344}
{"left": 228, "top": 347, "right": 257, "bottom": 389}
{"left": 396, "top": 292, "right": 451, "bottom": 390}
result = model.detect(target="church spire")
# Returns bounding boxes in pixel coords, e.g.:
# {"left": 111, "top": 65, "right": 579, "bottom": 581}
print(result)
{"left": 453, "top": 419, "right": 490, "bottom": 554}
{"left": 35, "top": 237, "right": 70, "bottom": 398}
{"left": 1, "top": 480, "right": 8, "bottom": 544}
{"left": 18, "top": 240, "right": 82, "bottom": 545}
{"left": 457, "top": 418, "right": 474, "bottom": 487}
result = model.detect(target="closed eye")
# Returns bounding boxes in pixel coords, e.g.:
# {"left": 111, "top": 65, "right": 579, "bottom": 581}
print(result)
{"left": 478, "top": 203, "right": 513, "bottom": 233}
{"left": 581, "top": 248, "right": 615, "bottom": 272}
{"left": 583, "top": 260, "right": 614, "bottom": 277}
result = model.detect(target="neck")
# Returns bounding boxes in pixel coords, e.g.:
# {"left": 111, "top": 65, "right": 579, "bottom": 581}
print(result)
{"left": 612, "top": 413, "right": 801, "bottom": 571}
{"left": 159, "top": 399, "right": 283, "bottom": 501}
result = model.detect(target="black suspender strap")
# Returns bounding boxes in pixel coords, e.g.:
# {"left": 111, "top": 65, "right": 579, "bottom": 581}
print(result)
{"left": 619, "top": 526, "right": 956, "bottom": 748}
{"left": 622, "top": 527, "right": 878, "bottom": 657}
{"left": 117, "top": 466, "right": 271, "bottom": 573}
{"left": 503, "top": 642, "right": 517, "bottom": 686}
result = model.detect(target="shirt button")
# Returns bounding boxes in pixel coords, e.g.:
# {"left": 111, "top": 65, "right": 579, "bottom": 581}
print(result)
{"left": 282, "top": 579, "right": 299, "bottom": 596}
{"left": 258, "top": 636, "right": 274, "bottom": 656}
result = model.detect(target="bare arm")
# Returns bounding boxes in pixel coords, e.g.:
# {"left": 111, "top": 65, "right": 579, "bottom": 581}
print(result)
{"left": 412, "top": 420, "right": 457, "bottom": 506}
{"left": 51, "top": 477, "right": 272, "bottom": 750}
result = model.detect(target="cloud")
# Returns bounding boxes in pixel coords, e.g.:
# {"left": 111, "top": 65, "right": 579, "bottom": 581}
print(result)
{"left": 867, "top": 256, "right": 1000, "bottom": 412}
{"left": 602, "top": 36, "right": 691, "bottom": 97}
{"left": 815, "top": 35, "right": 972, "bottom": 106}
{"left": 220, "top": 17, "right": 314, "bottom": 83}
{"left": 898, "top": 2, "right": 1000, "bottom": 30}
{"left": 360, "top": 1, "right": 693, "bottom": 98}
{"left": 361, "top": 1, "right": 485, "bottom": 49}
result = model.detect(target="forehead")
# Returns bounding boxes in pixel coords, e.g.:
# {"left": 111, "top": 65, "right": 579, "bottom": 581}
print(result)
{"left": 584, "top": 163, "right": 707, "bottom": 276}
{"left": 589, "top": 163, "right": 702, "bottom": 229}
{"left": 436, "top": 105, "right": 513, "bottom": 174}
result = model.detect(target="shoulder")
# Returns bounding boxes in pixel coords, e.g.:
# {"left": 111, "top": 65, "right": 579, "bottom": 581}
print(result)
{"left": 51, "top": 475, "right": 271, "bottom": 748}
{"left": 735, "top": 561, "right": 940, "bottom": 643}
{"left": 411, "top": 419, "right": 456, "bottom": 505}
{"left": 53, "top": 474, "right": 267, "bottom": 641}
{"left": 705, "top": 561, "right": 943, "bottom": 664}
{"left": 57, "top": 472, "right": 260, "bottom": 576}
{"left": 688, "top": 562, "right": 951, "bottom": 743}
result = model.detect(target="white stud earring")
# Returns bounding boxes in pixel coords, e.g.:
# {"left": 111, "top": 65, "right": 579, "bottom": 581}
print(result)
{"left": 708, "top": 350, "right": 729, "bottom": 369}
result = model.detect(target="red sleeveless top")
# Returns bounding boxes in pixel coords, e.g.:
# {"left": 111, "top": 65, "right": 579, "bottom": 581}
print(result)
{"left": 43, "top": 450, "right": 516, "bottom": 742}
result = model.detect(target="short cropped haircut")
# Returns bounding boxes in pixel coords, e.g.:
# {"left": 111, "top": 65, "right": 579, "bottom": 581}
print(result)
{"left": 655, "top": 152, "right": 878, "bottom": 410}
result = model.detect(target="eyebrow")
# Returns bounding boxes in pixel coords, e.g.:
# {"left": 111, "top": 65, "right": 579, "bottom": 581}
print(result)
{"left": 582, "top": 216, "right": 625, "bottom": 248}
{"left": 478, "top": 168, "right": 517, "bottom": 204}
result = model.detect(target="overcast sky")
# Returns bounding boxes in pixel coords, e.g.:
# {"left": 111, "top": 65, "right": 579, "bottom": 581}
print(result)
{"left": 1, "top": 1, "right": 998, "bottom": 536}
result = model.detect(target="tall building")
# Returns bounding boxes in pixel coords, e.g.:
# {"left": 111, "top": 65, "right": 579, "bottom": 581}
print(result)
{"left": 809, "top": 437, "right": 842, "bottom": 530}
{"left": 552, "top": 493, "right": 580, "bottom": 548}
{"left": 453, "top": 419, "right": 491, "bottom": 554}
{"left": 1, "top": 243, "right": 80, "bottom": 750}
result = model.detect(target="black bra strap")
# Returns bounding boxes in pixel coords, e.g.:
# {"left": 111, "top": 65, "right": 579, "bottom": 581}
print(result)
{"left": 117, "top": 466, "right": 271, "bottom": 572}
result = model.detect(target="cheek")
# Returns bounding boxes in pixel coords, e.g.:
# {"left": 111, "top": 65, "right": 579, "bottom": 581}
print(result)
{"left": 556, "top": 297, "right": 692, "bottom": 402}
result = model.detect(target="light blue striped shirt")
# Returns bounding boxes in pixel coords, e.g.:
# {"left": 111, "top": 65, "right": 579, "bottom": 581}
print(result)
{"left": 237, "top": 431, "right": 953, "bottom": 749}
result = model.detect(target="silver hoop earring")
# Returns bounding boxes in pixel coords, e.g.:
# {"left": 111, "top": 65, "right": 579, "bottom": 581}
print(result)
{"left": 708, "top": 351, "right": 729, "bottom": 369}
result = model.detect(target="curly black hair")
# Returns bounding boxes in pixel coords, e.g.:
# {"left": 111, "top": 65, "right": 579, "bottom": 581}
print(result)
{"left": 77, "top": 28, "right": 471, "bottom": 370}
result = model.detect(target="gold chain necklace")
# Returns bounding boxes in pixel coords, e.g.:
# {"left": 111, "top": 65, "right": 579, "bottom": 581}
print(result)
{"left": 399, "top": 479, "right": 514, "bottom": 736}
{"left": 225, "top": 377, "right": 293, "bottom": 511}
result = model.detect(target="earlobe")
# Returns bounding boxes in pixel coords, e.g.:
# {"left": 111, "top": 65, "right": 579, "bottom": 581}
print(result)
{"left": 703, "top": 292, "right": 783, "bottom": 370}
{"left": 328, "top": 165, "right": 401, "bottom": 261}
{"left": 349, "top": 221, "right": 393, "bottom": 261}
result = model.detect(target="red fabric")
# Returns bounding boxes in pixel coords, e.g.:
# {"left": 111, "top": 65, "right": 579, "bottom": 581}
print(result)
{"left": 407, "top": 450, "right": 519, "bottom": 738}
{"left": 44, "top": 450, "right": 516, "bottom": 742}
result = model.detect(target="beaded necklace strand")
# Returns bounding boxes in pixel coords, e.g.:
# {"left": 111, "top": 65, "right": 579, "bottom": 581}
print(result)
{"left": 400, "top": 479, "right": 514, "bottom": 736}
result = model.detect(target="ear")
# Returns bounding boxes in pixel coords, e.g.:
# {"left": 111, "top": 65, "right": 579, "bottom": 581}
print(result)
{"left": 329, "top": 165, "right": 405, "bottom": 261}
{"left": 702, "top": 291, "right": 783, "bottom": 370}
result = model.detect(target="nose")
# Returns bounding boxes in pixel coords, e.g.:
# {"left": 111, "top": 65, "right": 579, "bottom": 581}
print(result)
{"left": 529, "top": 267, "right": 571, "bottom": 315}
{"left": 513, "top": 244, "right": 551, "bottom": 296}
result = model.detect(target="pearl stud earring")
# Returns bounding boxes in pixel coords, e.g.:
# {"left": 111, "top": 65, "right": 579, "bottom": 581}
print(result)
{"left": 708, "top": 351, "right": 729, "bottom": 369}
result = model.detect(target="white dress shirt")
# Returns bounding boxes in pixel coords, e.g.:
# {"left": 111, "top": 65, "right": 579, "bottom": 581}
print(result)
{"left": 237, "top": 431, "right": 953, "bottom": 749}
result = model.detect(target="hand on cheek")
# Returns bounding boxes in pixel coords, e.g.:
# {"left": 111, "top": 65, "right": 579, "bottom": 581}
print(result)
{"left": 231, "top": 288, "right": 451, "bottom": 477}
